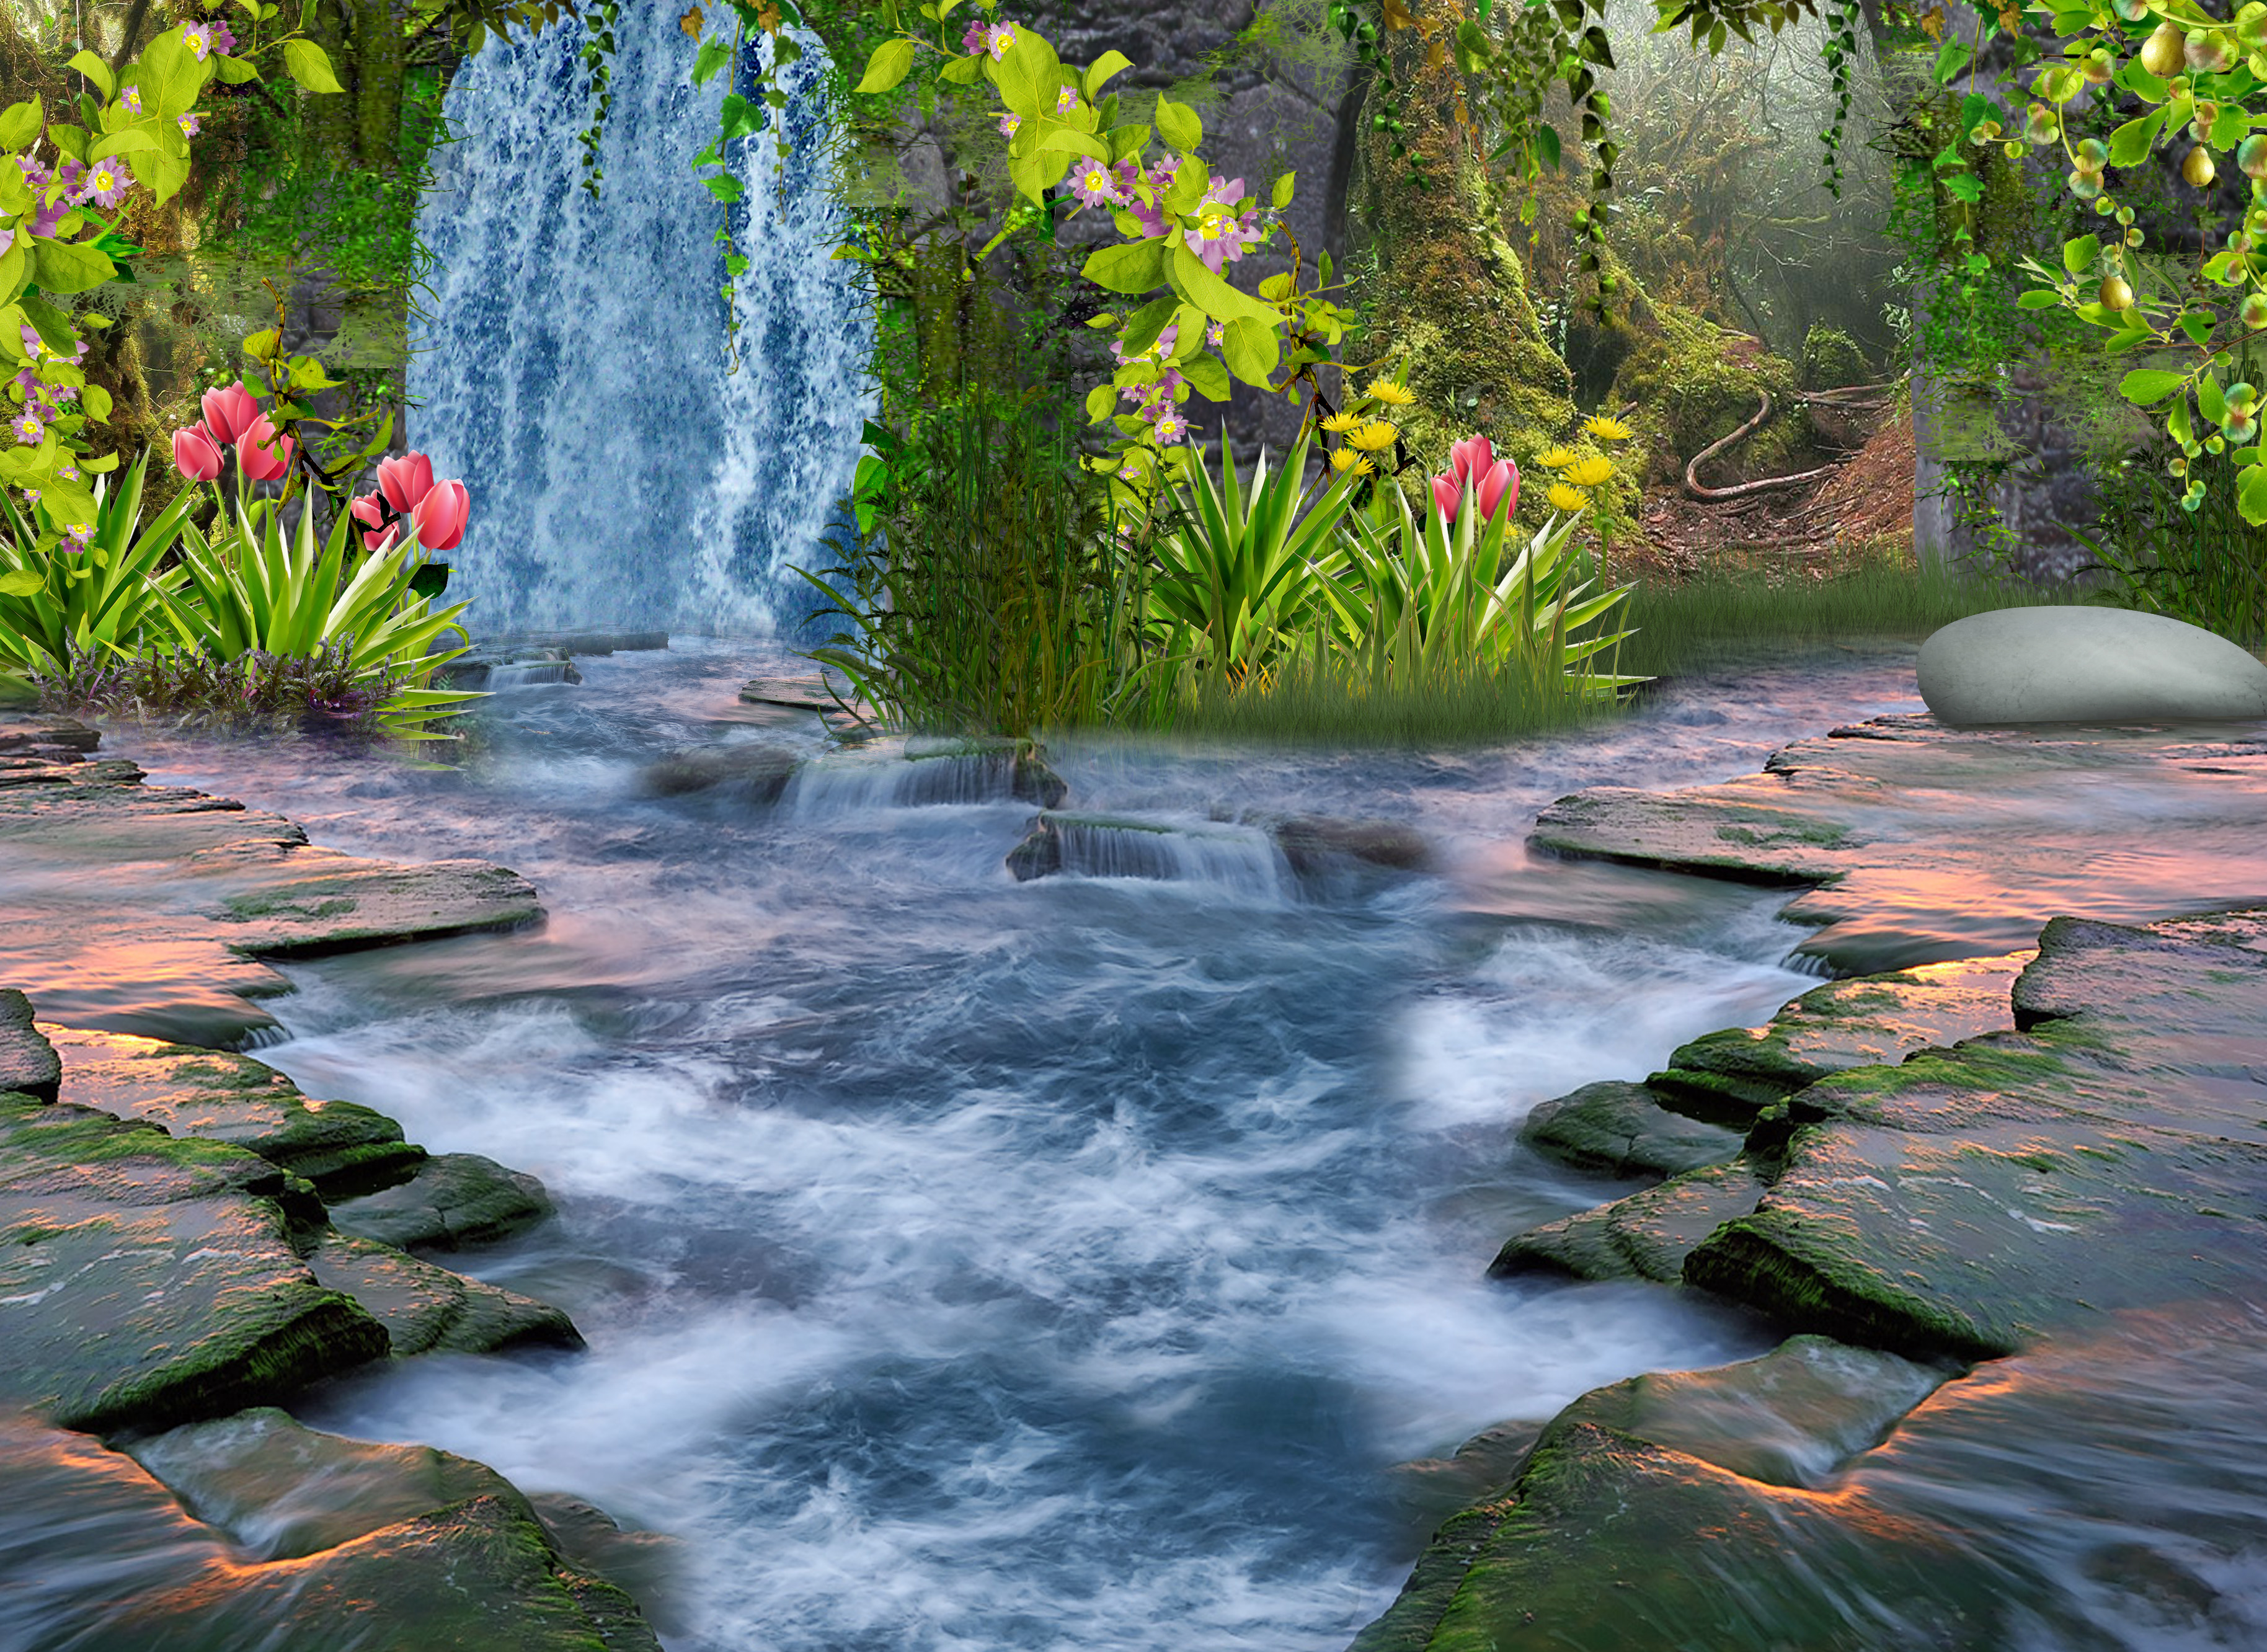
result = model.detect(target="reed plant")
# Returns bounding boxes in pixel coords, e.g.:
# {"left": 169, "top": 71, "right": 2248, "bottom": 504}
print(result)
{"left": 2067, "top": 446, "right": 2267, "bottom": 651}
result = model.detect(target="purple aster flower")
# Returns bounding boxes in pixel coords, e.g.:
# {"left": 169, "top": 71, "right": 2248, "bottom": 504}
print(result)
{"left": 1066, "top": 159, "right": 1120, "bottom": 208}
{"left": 1207, "top": 319, "right": 1225, "bottom": 347}
{"left": 1185, "top": 176, "right": 1262, "bottom": 273}
{"left": 20, "top": 488, "right": 35, "bottom": 503}
{"left": 983, "top": 20, "right": 1017, "bottom": 59}
{"left": 11, "top": 409, "right": 44, "bottom": 445}
{"left": 178, "top": 112, "right": 200, "bottom": 138}
{"left": 55, "top": 464, "right": 76, "bottom": 480}
{"left": 1054, "top": 84, "right": 1080, "bottom": 113}
{"left": 997, "top": 112, "right": 1019, "bottom": 137}
{"left": 211, "top": 19, "right": 236, "bottom": 53}
{"left": 1149, "top": 407, "right": 1189, "bottom": 445}
{"left": 962, "top": 16, "right": 990, "bottom": 51}
{"left": 0, "top": 230, "right": 12, "bottom": 260}
{"left": 14, "top": 156, "right": 45, "bottom": 192}
{"left": 119, "top": 85, "right": 142, "bottom": 115}
{"left": 17, "top": 328, "right": 40, "bottom": 360}
{"left": 62, "top": 518, "right": 92, "bottom": 550}
{"left": 180, "top": 20, "right": 213, "bottom": 59}
{"left": 84, "top": 159, "right": 133, "bottom": 210}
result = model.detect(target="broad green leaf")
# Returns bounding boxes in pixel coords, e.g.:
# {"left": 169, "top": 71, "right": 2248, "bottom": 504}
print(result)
{"left": 283, "top": 38, "right": 344, "bottom": 94}
{"left": 1119, "top": 293, "right": 1178, "bottom": 355}
{"left": 1271, "top": 170, "right": 1295, "bottom": 210}
{"left": 1220, "top": 315, "right": 1280, "bottom": 386}
{"left": 0, "top": 98, "right": 37, "bottom": 154}
{"left": 2200, "top": 373, "right": 2228, "bottom": 424}
{"left": 719, "top": 92, "right": 761, "bottom": 140}
{"left": 2170, "top": 398, "right": 2194, "bottom": 445}
{"left": 693, "top": 37, "right": 732, "bottom": 84}
{"left": 2113, "top": 60, "right": 2167, "bottom": 100}
{"left": 17, "top": 295, "right": 74, "bottom": 354}
{"left": 2016, "top": 289, "right": 2062, "bottom": 309}
{"left": 88, "top": 125, "right": 168, "bottom": 161}
{"left": 1083, "top": 381, "right": 1117, "bottom": 422}
{"left": 0, "top": 569, "right": 41, "bottom": 596}
{"left": 1932, "top": 38, "right": 1972, "bottom": 82}
{"left": 1537, "top": 123, "right": 1562, "bottom": 169}
{"left": 939, "top": 54, "right": 982, "bottom": 83}
{"left": 2062, "top": 233, "right": 2098, "bottom": 275}
{"left": 66, "top": 50, "right": 113, "bottom": 100}
{"left": 80, "top": 382, "right": 110, "bottom": 422}
{"left": 2106, "top": 107, "right": 2167, "bottom": 167}
{"left": 1106, "top": 122, "right": 1150, "bottom": 161}
{"left": 1037, "top": 121, "right": 1110, "bottom": 161}
{"left": 853, "top": 38, "right": 916, "bottom": 95}
{"left": 136, "top": 143, "right": 189, "bottom": 204}
{"left": 2240, "top": 463, "right": 2267, "bottom": 525}
{"left": 2215, "top": 102, "right": 2249, "bottom": 149}
{"left": 1083, "top": 49, "right": 1132, "bottom": 99}
{"left": 1153, "top": 95, "right": 1202, "bottom": 152}
{"left": 1168, "top": 244, "right": 1275, "bottom": 324}
{"left": 994, "top": 29, "right": 1062, "bottom": 123}
{"left": 1083, "top": 236, "right": 1169, "bottom": 295}
{"left": 2181, "top": 311, "right": 2215, "bottom": 346}
{"left": 30, "top": 236, "right": 115, "bottom": 294}
{"left": 214, "top": 53, "right": 259, "bottom": 83}
{"left": 1181, "top": 352, "right": 1230, "bottom": 401}
{"left": 2119, "top": 368, "right": 2188, "bottom": 406}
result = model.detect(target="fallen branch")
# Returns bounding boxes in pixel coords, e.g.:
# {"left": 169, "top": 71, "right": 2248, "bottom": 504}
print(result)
{"left": 1684, "top": 391, "right": 1843, "bottom": 502}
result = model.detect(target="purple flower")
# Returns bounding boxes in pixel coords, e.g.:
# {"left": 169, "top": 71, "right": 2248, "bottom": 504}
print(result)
{"left": 119, "top": 85, "right": 142, "bottom": 115}
{"left": 14, "top": 156, "right": 46, "bottom": 192}
{"left": 1054, "top": 84, "right": 1080, "bottom": 113}
{"left": 1185, "top": 176, "right": 1262, "bottom": 273}
{"left": 1067, "top": 159, "right": 1120, "bottom": 208}
{"left": 83, "top": 159, "right": 132, "bottom": 210}
{"left": 179, "top": 112, "right": 200, "bottom": 138}
{"left": 61, "top": 518, "right": 92, "bottom": 550}
{"left": 997, "top": 111, "right": 1019, "bottom": 137}
{"left": 17, "top": 329, "right": 41, "bottom": 361}
{"left": 11, "top": 409, "right": 44, "bottom": 445}
{"left": 962, "top": 16, "right": 990, "bottom": 52}
{"left": 180, "top": 20, "right": 213, "bottom": 58}
{"left": 1149, "top": 407, "right": 1189, "bottom": 445}
{"left": 984, "top": 20, "right": 1017, "bottom": 58}
{"left": 55, "top": 464, "right": 76, "bottom": 480}
{"left": 211, "top": 20, "right": 236, "bottom": 53}
{"left": 1207, "top": 319, "right": 1225, "bottom": 347}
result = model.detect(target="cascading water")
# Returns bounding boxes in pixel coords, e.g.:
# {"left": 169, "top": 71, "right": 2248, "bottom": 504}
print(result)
{"left": 407, "top": 12, "right": 869, "bottom": 634}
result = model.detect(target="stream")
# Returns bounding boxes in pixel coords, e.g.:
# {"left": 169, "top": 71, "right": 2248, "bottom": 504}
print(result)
{"left": 102, "top": 638, "right": 1932, "bottom": 1651}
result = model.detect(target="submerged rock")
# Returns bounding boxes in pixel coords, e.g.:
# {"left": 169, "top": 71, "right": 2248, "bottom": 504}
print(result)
{"left": 1918, "top": 604, "right": 2267, "bottom": 725}
{"left": 1264, "top": 814, "right": 1433, "bottom": 877}
{"left": 328, "top": 1152, "right": 557, "bottom": 1252}
{"left": 306, "top": 1232, "right": 581, "bottom": 1357}
{"left": 1491, "top": 1157, "right": 1769, "bottom": 1285}
{"left": 1519, "top": 1079, "right": 1744, "bottom": 1179}
{"left": 636, "top": 742, "right": 801, "bottom": 802}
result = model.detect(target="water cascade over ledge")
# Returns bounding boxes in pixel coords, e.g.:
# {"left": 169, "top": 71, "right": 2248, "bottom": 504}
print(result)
{"left": 407, "top": 16, "right": 869, "bottom": 634}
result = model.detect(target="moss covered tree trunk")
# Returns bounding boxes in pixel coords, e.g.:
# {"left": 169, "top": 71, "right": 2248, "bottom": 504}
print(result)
{"left": 1353, "top": 0, "right": 1574, "bottom": 512}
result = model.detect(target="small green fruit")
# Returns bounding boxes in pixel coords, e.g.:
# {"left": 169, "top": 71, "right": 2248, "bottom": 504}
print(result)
{"left": 2077, "top": 138, "right": 2110, "bottom": 169}
{"left": 2241, "top": 291, "right": 2267, "bottom": 327}
{"left": 2100, "top": 273, "right": 2136, "bottom": 308}
{"left": 2185, "top": 146, "right": 2219, "bottom": 187}
{"left": 2141, "top": 20, "right": 2188, "bottom": 76}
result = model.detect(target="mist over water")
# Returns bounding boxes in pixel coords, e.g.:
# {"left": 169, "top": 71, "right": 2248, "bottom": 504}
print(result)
{"left": 104, "top": 641, "right": 1931, "bottom": 1650}
{"left": 408, "top": 15, "right": 868, "bottom": 634}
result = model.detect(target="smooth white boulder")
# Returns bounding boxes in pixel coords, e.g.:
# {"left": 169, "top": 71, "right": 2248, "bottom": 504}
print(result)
{"left": 1917, "top": 605, "right": 2267, "bottom": 725}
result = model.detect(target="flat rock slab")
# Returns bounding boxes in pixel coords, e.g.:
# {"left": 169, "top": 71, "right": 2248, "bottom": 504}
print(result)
{"left": 1362, "top": 1305, "right": 2267, "bottom": 1650}
{"left": 329, "top": 1152, "right": 556, "bottom": 1252}
{"left": 307, "top": 1232, "right": 581, "bottom": 1357}
{"left": 0, "top": 1095, "right": 386, "bottom": 1432}
{"left": 0, "top": 720, "right": 541, "bottom": 1044}
{"left": 1529, "top": 714, "right": 2267, "bottom": 973}
{"left": 0, "top": 1408, "right": 660, "bottom": 1650}
{"left": 43, "top": 1021, "right": 424, "bottom": 1196}
{"left": 0, "top": 988, "right": 57, "bottom": 1102}
{"left": 637, "top": 741, "right": 802, "bottom": 802}
{"left": 1519, "top": 1080, "right": 1746, "bottom": 1179}
{"left": 1493, "top": 1158, "right": 1769, "bottom": 1285}
{"left": 1649, "top": 949, "right": 2031, "bottom": 1124}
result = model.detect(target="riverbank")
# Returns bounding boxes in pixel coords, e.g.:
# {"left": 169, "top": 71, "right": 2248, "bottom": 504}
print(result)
{"left": 1359, "top": 712, "right": 2267, "bottom": 1649}
{"left": 0, "top": 714, "right": 668, "bottom": 1648}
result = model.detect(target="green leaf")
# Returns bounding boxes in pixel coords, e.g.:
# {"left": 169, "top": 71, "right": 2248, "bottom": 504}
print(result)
{"left": 2106, "top": 107, "right": 2167, "bottom": 167}
{"left": 2201, "top": 373, "right": 2229, "bottom": 424}
{"left": 88, "top": 125, "right": 167, "bottom": 161}
{"left": 1932, "top": 38, "right": 1972, "bottom": 82}
{"left": 1536, "top": 124, "right": 1562, "bottom": 170}
{"left": 2113, "top": 60, "right": 2167, "bottom": 100}
{"left": 1943, "top": 172, "right": 1984, "bottom": 202}
{"left": 1083, "top": 236, "right": 1169, "bottom": 295}
{"left": 17, "top": 295, "right": 74, "bottom": 355}
{"left": 214, "top": 53, "right": 258, "bottom": 83}
{"left": 1119, "top": 292, "right": 1178, "bottom": 355}
{"left": 2016, "top": 289, "right": 2062, "bottom": 309}
{"left": 1453, "top": 19, "right": 1492, "bottom": 71}
{"left": 2240, "top": 463, "right": 2267, "bottom": 525}
{"left": 0, "top": 569, "right": 41, "bottom": 597}
{"left": 282, "top": 38, "right": 344, "bottom": 94}
{"left": 993, "top": 29, "right": 1062, "bottom": 123}
{"left": 1181, "top": 351, "right": 1230, "bottom": 401}
{"left": 1219, "top": 314, "right": 1280, "bottom": 386}
{"left": 0, "top": 99, "right": 38, "bottom": 154}
{"left": 2180, "top": 311, "right": 2215, "bottom": 346}
{"left": 2119, "top": 367, "right": 2188, "bottom": 405}
{"left": 1153, "top": 95, "right": 1202, "bottom": 152}
{"left": 1037, "top": 121, "right": 1111, "bottom": 161}
{"left": 939, "top": 53, "right": 982, "bottom": 83}
{"left": 693, "top": 37, "right": 732, "bottom": 84}
{"left": 1106, "top": 122, "right": 1150, "bottom": 161}
{"left": 1169, "top": 244, "right": 1275, "bottom": 324}
{"left": 80, "top": 382, "right": 110, "bottom": 422}
{"left": 719, "top": 91, "right": 761, "bottom": 140}
{"left": 1959, "top": 91, "right": 1995, "bottom": 137}
{"left": 1083, "top": 49, "right": 1132, "bottom": 99}
{"left": 703, "top": 174, "right": 745, "bottom": 202}
{"left": 853, "top": 37, "right": 916, "bottom": 95}
{"left": 2171, "top": 398, "right": 2194, "bottom": 445}
{"left": 30, "top": 237, "right": 115, "bottom": 294}
{"left": 66, "top": 50, "right": 113, "bottom": 100}
{"left": 1271, "top": 171, "right": 1295, "bottom": 210}
{"left": 2063, "top": 233, "right": 2099, "bottom": 275}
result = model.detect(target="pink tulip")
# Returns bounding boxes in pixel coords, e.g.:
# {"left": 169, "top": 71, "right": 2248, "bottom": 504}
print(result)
{"left": 236, "top": 416, "right": 294, "bottom": 483}
{"left": 376, "top": 450, "right": 435, "bottom": 515}
{"left": 200, "top": 380, "right": 261, "bottom": 445}
{"left": 1430, "top": 471, "right": 1461, "bottom": 523}
{"left": 171, "top": 423, "right": 221, "bottom": 481}
{"left": 1477, "top": 457, "right": 1519, "bottom": 523}
{"left": 350, "top": 491, "right": 396, "bottom": 551}
{"left": 409, "top": 477, "right": 469, "bottom": 551}
{"left": 1449, "top": 435, "right": 1494, "bottom": 486}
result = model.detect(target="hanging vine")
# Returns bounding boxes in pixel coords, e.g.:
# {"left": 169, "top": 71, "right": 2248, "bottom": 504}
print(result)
{"left": 575, "top": 0, "right": 621, "bottom": 199}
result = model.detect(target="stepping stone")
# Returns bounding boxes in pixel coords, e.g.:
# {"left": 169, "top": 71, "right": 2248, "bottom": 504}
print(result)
{"left": 1919, "top": 605, "right": 2267, "bottom": 725}
{"left": 328, "top": 1152, "right": 556, "bottom": 1252}
{"left": 1520, "top": 1080, "right": 1745, "bottom": 1179}
{"left": 305, "top": 1233, "right": 581, "bottom": 1357}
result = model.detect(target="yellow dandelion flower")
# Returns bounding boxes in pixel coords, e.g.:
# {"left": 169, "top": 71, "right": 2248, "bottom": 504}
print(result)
{"left": 1329, "top": 448, "right": 1376, "bottom": 476}
{"left": 1564, "top": 455, "right": 1616, "bottom": 487}
{"left": 1582, "top": 414, "right": 1633, "bottom": 442}
{"left": 1536, "top": 445, "right": 1579, "bottom": 469}
{"left": 1322, "top": 410, "right": 1363, "bottom": 434}
{"left": 1347, "top": 420, "right": 1400, "bottom": 453}
{"left": 1546, "top": 482, "right": 1591, "bottom": 513}
{"left": 1365, "top": 378, "right": 1416, "bottom": 406}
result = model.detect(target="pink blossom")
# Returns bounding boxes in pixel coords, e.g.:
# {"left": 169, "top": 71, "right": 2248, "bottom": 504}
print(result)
{"left": 1184, "top": 176, "right": 1262, "bottom": 273}
{"left": 200, "top": 381, "right": 261, "bottom": 445}
{"left": 410, "top": 479, "right": 469, "bottom": 551}
{"left": 376, "top": 450, "right": 436, "bottom": 514}
{"left": 1430, "top": 473, "right": 1460, "bottom": 523}
{"left": 1449, "top": 435, "right": 1494, "bottom": 484}
{"left": 236, "top": 416, "right": 293, "bottom": 483}
{"left": 171, "top": 424, "right": 221, "bottom": 481}
{"left": 349, "top": 491, "right": 396, "bottom": 551}
{"left": 1067, "top": 160, "right": 1120, "bottom": 209}
{"left": 1476, "top": 457, "right": 1518, "bottom": 523}
{"left": 997, "top": 112, "right": 1019, "bottom": 137}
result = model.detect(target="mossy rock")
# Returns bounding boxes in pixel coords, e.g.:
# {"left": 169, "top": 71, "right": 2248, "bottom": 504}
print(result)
{"left": 1611, "top": 301, "right": 1806, "bottom": 487}
{"left": 328, "top": 1152, "right": 556, "bottom": 1252}
{"left": 1519, "top": 1079, "right": 1744, "bottom": 1179}
{"left": 1491, "top": 1157, "right": 1768, "bottom": 1285}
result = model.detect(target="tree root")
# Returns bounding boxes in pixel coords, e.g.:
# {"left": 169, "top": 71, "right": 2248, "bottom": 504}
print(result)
{"left": 1683, "top": 391, "right": 1843, "bottom": 502}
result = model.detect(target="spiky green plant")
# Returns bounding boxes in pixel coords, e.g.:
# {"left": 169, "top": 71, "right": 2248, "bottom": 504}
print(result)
{"left": 0, "top": 450, "right": 200, "bottom": 675}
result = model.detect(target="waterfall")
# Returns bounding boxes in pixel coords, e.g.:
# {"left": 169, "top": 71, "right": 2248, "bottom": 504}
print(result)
{"left": 407, "top": 14, "right": 871, "bottom": 634}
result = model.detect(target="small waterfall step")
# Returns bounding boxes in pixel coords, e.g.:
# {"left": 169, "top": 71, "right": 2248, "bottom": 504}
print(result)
{"left": 1009, "top": 810, "right": 1435, "bottom": 897}
{"left": 786, "top": 737, "right": 1068, "bottom": 815}
{"left": 442, "top": 631, "right": 670, "bottom": 689}
{"left": 740, "top": 671, "right": 878, "bottom": 739}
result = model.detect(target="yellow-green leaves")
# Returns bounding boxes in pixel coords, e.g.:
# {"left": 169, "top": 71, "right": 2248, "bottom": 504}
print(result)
{"left": 2242, "top": 464, "right": 2267, "bottom": 525}
{"left": 0, "top": 99, "right": 37, "bottom": 156}
{"left": 992, "top": 29, "right": 1062, "bottom": 123}
{"left": 1271, "top": 171, "right": 1295, "bottom": 209}
{"left": 17, "top": 296, "right": 74, "bottom": 356}
{"left": 1082, "top": 49, "right": 1131, "bottom": 100}
{"left": 2106, "top": 107, "right": 2166, "bottom": 166}
{"left": 2119, "top": 367, "right": 2188, "bottom": 405}
{"left": 281, "top": 38, "right": 344, "bottom": 93}
{"left": 1168, "top": 244, "right": 1274, "bottom": 324}
{"left": 1084, "top": 238, "right": 1170, "bottom": 294}
{"left": 1153, "top": 95, "right": 1202, "bottom": 152}
{"left": 30, "top": 238, "right": 115, "bottom": 295}
{"left": 2063, "top": 233, "right": 2098, "bottom": 275}
{"left": 65, "top": 51, "right": 113, "bottom": 100}
{"left": 855, "top": 38, "right": 916, "bottom": 95}
{"left": 1220, "top": 316, "right": 1279, "bottom": 386}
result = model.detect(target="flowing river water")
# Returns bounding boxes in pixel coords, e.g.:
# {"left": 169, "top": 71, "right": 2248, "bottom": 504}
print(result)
{"left": 100, "top": 639, "right": 1935, "bottom": 1651}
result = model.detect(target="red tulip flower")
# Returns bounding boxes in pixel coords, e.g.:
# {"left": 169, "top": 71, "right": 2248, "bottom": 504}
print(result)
{"left": 410, "top": 477, "right": 469, "bottom": 551}
{"left": 1429, "top": 471, "right": 1460, "bottom": 523}
{"left": 376, "top": 451, "right": 436, "bottom": 515}
{"left": 171, "top": 423, "right": 221, "bottom": 482}
{"left": 1449, "top": 435, "right": 1495, "bottom": 486}
{"left": 200, "top": 381, "right": 261, "bottom": 445}
{"left": 236, "top": 415, "right": 295, "bottom": 483}
{"left": 349, "top": 491, "right": 397, "bottom": 551}
{"left": 1475, "top": 456, "right": 1519, "bottom": 523}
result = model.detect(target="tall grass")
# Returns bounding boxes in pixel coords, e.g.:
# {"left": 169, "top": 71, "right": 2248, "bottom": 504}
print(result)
{"left": 2068, "top": 446, "right": 2267, "bottom": 651}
